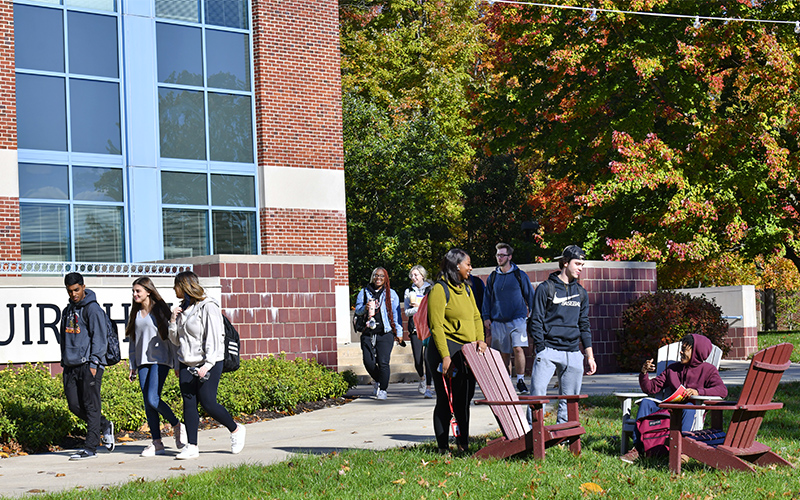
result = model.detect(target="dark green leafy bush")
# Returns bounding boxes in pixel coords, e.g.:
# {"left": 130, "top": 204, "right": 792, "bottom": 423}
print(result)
{"left": 617, "top": 291, "right": 731, "bottom": 372}
{"left": 1, "top": 355, "right": 349, "bottom": 450}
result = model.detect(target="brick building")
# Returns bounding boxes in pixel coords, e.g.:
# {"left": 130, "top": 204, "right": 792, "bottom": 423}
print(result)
{"left": 0, "top": 0, "right": 348, "bottom": 369}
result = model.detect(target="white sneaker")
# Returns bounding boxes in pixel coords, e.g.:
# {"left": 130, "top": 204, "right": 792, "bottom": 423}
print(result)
{"left": 231, "top": 424, "right": 246, "bottom": 454}
{"left": 102, "top": 420, "right": 115, "bottom": 452}
{"left": 417, "top": 379, "right": 426, "bottom": 395}
{"left": 140, "top": 442, "right": 166, "bottom": 457}
{"left": 176, "top": 444, "right": 199, "bottom": 460}
{"left": 424, "top": 388, "right": 434, "bottom": 399}
{"left": 376, "top": 389, "right": 388, "bottom": 400}
{"left": 372, "top": 381, "right": 379, "bottom": 396}
{"left": 174, "top": 422, "right": 185, "bottom": 450}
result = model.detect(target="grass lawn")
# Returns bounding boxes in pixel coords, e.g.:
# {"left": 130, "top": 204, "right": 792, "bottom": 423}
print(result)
{"left": 17, "top": 383, "right": 800, "bottom": 500}
{"left": 757, "top": 332, "right": 800, "bottom": 363}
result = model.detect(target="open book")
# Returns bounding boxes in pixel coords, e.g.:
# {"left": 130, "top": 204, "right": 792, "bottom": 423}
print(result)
{"left": 655, "top": 384, "right": 691, "bottom": 404}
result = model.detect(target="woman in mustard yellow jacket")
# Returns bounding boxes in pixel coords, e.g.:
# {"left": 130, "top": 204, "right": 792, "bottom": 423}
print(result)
{"left": 426, "top": 249, "right": 487, "bottom": 454}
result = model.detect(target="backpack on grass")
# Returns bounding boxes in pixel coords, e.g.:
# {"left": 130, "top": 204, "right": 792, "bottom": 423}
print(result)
{"left": 636, "top": 409, "right": 670, "bottom": 457}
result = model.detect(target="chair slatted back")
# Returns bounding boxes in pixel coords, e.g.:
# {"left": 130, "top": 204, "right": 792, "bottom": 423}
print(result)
{"left": 724, "top": 343, "right": 793, "bottom": 449}
{"left": 656, "top": 341, "right": 723, "bottom": 375}
{"left": 461, "top": 342, "right": 531, "bottom": 441}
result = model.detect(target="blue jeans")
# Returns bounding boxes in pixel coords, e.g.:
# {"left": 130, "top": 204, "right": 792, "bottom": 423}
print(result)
{"left": 633, "top": 397, "right": 696, "bottom": 445}
{"left": 138, "top": 364, "right": 179, "bottom": 440}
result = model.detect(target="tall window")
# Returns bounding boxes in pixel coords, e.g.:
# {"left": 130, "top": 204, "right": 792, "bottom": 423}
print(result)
{"left": 156, "top": 0, "right": 257, "bottom": 257}
{"left": 15, "top": 1, "right": 125, "bottom": 262}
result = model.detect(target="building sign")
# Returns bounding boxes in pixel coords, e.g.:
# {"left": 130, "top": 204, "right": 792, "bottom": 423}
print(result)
{"left": 0, "top": 279, "right": 220, "bottom": 365}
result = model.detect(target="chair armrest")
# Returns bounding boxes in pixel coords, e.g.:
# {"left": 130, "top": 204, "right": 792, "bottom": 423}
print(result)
{"left": 659, "top": 402, "right": 733, "bottom": 411}
{"left": 521, "top": 394, "right": 587, "bottom": 401}
{"left": 474, "top": 399, "right": 549, "bottom": 407}
{"left": 614, "top": 392, "right": 646, "bottom": 400}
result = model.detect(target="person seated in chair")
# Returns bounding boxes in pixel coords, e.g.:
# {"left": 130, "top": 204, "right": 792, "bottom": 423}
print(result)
{"left": 620, "top": 333, "right": 727, "bottom": 463}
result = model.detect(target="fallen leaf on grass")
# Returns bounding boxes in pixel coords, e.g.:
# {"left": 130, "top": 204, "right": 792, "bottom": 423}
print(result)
{"left": 392, "top": 478, "right": 406, "bottom": 485}
{"left": 580, "top": 482, "right": 604, "bottom": 494}
{"left": 418, "top": 478, "right": 430, "bottom": 487}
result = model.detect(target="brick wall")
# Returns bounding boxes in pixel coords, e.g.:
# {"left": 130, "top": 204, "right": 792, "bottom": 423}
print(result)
{"left": 260, "top": 208, "right": 348, "bottom": 287}
{"left": 0, "top": 0, "right": 15, "bottom": 149}
{"left": 251, "top": 0, "right": 343, "bottom": 169}
{"left": 251, "top": 0, "right": 348, "bottom": 288}
{"left": 474, "top": 261, "right": 658, "bottom": 374}
{"left": 0, "top": 197, "right": 19, "bottom": 260}
{"left": 192, "top": 256, "right": 339, "bottom": 369}
{"left": 727, "top": 326, "right": 758, "bottom": 359}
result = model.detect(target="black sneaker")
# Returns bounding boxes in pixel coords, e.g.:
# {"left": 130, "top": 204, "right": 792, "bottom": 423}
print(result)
{"left": 69, "top": 449, "right": 97, "bottom": 461}
{"left": 103, "top": 420, "right": 115, "bottom": 452}
{"left": 516, "top": 379, "right": 529, "bottom": 394}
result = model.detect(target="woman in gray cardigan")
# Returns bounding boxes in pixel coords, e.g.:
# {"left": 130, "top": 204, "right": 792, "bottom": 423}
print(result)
{"left": 169, "top": 271, "right": 246, "bottom": 459}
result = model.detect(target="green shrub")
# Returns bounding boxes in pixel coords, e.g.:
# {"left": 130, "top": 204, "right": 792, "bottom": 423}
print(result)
{"left": 1, "top": 355, "right": 349, "bottom": 450}
{"left": 617, "top": 290, "right": 731, "bottom": 372}
{"left": 340, "top": 369, "right": 359, "bottom": 389}
{"left": 0, "top": 363, "right": 79, "bottom": 450}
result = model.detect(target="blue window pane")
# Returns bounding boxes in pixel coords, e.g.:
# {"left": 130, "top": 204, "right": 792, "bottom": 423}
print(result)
{"left": 66, "top": 0, "right": 116, "bottom": 11}
{"left": 163, "top": 208, "right": 208, "bottom": 258}
{"left": 20, "top": 203, "right": 70, "bottom": 261}
{"left": 70, "top": 79, "right": 121, "bottom": 154}
{"left": 205, "top": 0, "right": 248, "bottom": 29}
{"left": 206, "top": 30, "right": 250, "bottom": 90}
{"left": 68, "top": 11, "right": 119, "bottom": 78}
{"left": 213, "top": 210, "right": 255, "bottom": 254}
{"left": 16, "top": 74, "right": 67, "bottom": 151}
{"left": 208, "top": 93, "right": 252, "bottom": 163}
{"left": 73, "top": 166, "right": 123, "bottom": 202}
{"left": 156, "top": 0, "right": 200, "bottom": 23}
{"left": 211, "top": 174, "right": 254, "bottom": 207}
{"left": 14, "top": 4, "right": 64, "bottom": 72}
{"left": 158, "top": 88, "right": 206, "bottom": 160}
{"left": 156, "top": 23, "right": 202, "bottom": 86}
{"left": 19, "top": 163, "right": 69, "bottom": 200}
{"left": 74, "top": 206, "right": 125, "bottom": 262}
{"left": 161, "top": 171, "right": 208, "bottom": 205}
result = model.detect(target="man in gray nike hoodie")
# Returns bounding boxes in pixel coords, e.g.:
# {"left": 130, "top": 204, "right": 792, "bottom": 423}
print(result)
{"left": 60, "top": 272, "right": 114, "bottom": 460}
{"left": 529, "top": 245, "right": 596, "bottom": 424}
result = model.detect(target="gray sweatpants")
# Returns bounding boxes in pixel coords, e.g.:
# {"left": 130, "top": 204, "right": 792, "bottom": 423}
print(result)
{"left": 531, "top": 347, "right": 584, "bottom": 424}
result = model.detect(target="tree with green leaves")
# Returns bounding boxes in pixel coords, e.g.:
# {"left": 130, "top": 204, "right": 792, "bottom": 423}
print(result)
{"left": 476, "top": 1, "right": 800, "bottom": 279}
{"left": 340, "top": 0, "right": 486, "bottom": 287}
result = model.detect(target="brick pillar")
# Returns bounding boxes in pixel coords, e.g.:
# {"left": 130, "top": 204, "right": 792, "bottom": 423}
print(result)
{"left": 0, "top": 0, "right": 20, "bottom": 261}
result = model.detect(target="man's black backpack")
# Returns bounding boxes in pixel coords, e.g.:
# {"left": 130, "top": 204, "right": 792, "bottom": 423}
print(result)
{"left": 222, "top": 314, "right": 240, "bottom": 373}
{"left": 82, "top": 305, "right": 121, "bottom": 366}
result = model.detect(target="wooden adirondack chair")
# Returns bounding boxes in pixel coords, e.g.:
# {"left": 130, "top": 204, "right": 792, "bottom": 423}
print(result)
{"left": 615, "top": 340, "right": 723, "bottom": 453}
{"left": 660, "top": 343, "right": 795, "bottom": 474}
{"left": 461, "top": 341, "right": 586, "bottom": 459}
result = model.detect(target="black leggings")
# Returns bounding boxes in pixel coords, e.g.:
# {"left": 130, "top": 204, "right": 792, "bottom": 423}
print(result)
{"left": 361, "top": 332, "right": 394, "bottom": 390}
{"left": 427, "top": 340, "right": 475, "bottom": 450}
{"left": 409, "top": 332, "right": 432, "bottom": 385}
{"left": 179, "top": 361, "right": 237, "bottom": 445}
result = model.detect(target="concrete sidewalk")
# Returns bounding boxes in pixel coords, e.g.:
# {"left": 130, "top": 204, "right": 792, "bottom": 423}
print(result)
{"left": 1, "top": 360, "right": 798, "bottom": 498}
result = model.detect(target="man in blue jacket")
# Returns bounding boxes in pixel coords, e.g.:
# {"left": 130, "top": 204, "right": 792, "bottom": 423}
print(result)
{"left": 60, "top": 272, "right": 115, "bottom": 460}
{"left": 482, "top": 242, "right": 535, "bottom": 394}
{"left": 529, "top": 245, "right": 596, "bottom": 424}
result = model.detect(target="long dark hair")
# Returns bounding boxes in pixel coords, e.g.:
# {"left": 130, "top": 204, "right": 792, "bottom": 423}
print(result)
{"left": 370, "top": 267, "right": 394, "bottom": 328}
{"left": 439, "top": 248, "right": 469, "bottom": 286}
{"left": 125, "top": 276, "right": 171, "bottom": 341}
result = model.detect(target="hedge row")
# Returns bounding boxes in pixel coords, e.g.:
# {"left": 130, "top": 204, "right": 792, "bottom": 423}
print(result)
{"left": 0, "top": 355, "right": 354, "bottom": 452}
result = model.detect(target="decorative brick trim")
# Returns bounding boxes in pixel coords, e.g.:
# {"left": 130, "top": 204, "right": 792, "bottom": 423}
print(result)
{"left": 259, "top": 207, "right": 348, "bottom": 286}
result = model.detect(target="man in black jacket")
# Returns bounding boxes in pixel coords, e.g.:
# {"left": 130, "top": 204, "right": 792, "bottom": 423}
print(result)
{"left": 60, "top": 272, "right": 115, "bottom": 460}
{"left": 529, "top": 245, "right": 596, "bottom": 424}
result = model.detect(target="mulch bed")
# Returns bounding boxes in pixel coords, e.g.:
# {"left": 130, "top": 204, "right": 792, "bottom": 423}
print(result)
{"left": 2, "top": 396, "right": 356, "bottom": 457}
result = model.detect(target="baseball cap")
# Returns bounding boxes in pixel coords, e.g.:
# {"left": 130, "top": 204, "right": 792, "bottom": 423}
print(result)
{"left": 554, "top": 245, "right": 586, "bottom": 262}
